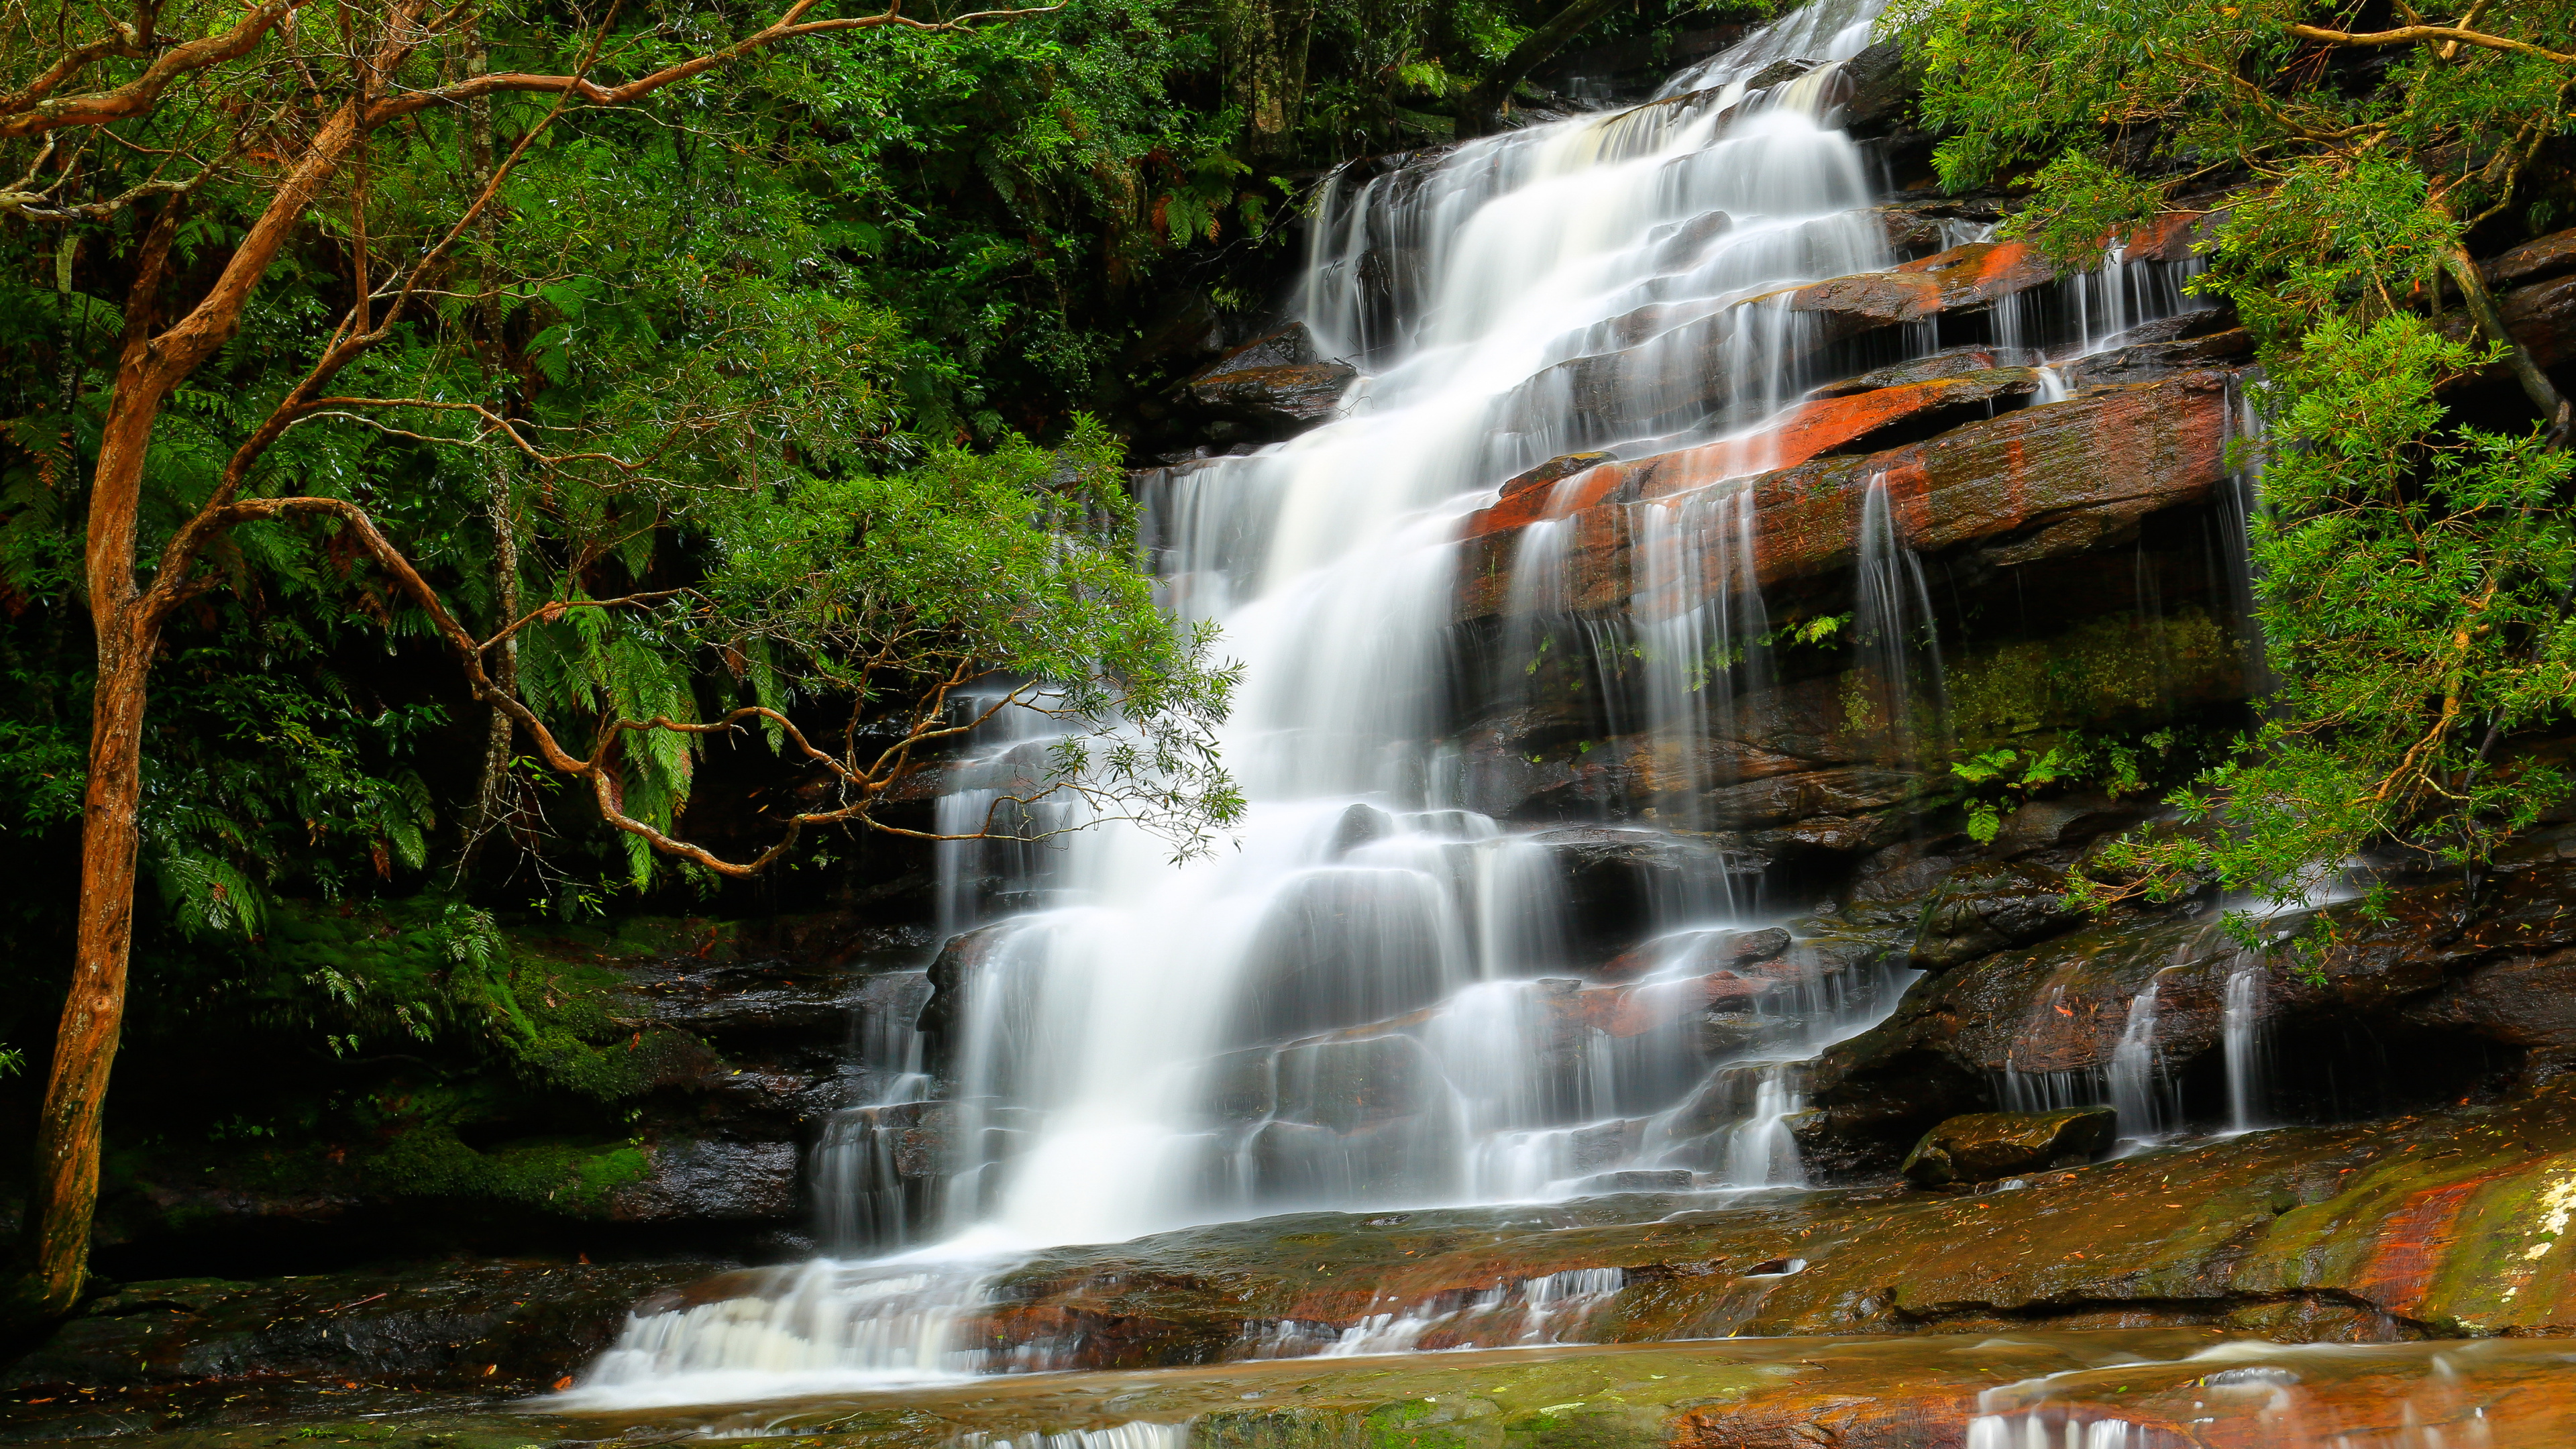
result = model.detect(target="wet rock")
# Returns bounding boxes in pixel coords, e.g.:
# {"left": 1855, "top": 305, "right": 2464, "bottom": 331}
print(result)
{"left": 1907, "top": 859, "right": 2088, "bottom": 972}
{"left": 1602, "top": 925, "right": 1792, "bottom": 979}
{"left": 66, "top": 1325, "right": 2576, "bottom": 1449}
{"left": 1327, "top": 801, "right": 1395, "bottom": 855}
{"left": 1701, "top": 765, "right": 1922, "bottom": 830}
{"left": 1831, "top": 36, "right": 1919, "bottom": 133}
{"left": 1500, "top": 450, "right": 1620, "bottom": 500}
{"left": 1181, "top": 323, "right": 1358, "bottom": 432}
{"left": 1808, "top": 345, "right": 2029, "bottom": 398}
{"left": 1898, "top": 1106, "right": 2115, "bottom": 1186}
{"left": 1535, "top": 826, "right": 1745, "bottom": 957}
{"left": 2062, "top": 326, "right": 2254, "bottom": 388}
{"left": 1581, "top": 1169, "right": 1695, "bottom": 1193}
{"left": 918, "top": 920, "right": 1016, "bottom": 1042}
{"left": 1565, "top": 973, "right": 1773, "bottom": 1038}
{"left": 3, "top": 1259, "right": 733, "bottom": 1397}
{"left": 1986, "top": 794, "right": 2148, "bottom": 858}
{"left": 1649, "top": 210, "right": 1734, "bottom": 269}
{"left": 1695, "top": 1010, "right": 1807, "bottom": 1057}
{"left": 1234, "top": 871, "right": 1466, "bottom": 1040}
{"left": 1271, "top": 1034, "right": 1445, "bottom": 1132}
{"left": 1788, "top": 240, "right": 2055, "bottom": 326}
{"left": 627, "top": 955, "right": 867, "bottom": 1038}
{"left": 605, "top": 1138, "right": 800, "bottom": 1224}
{"left": 1813, "top": 847, "right": 2576, "bottom": 1163}
{"left": 948, "top": 1082, "right": 2576, "bottom": 1363}
{"left": 1456, "top": 370, "right": 2235, "bottom": 622}
{"left": 1873, "top": 197, "right": 2006, "bottom": 256}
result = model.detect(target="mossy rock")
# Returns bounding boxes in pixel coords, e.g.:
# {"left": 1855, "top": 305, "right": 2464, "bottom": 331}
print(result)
{"left": 1900, "top": 1106, "right": 2116, "bottom": 1186}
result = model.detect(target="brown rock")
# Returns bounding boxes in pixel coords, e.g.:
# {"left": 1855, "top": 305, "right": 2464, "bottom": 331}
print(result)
{"left": 1181, "top": 321, "right": 1358, "bottom": 429}
{"left": 1898, "top": 1106, "right": 2115, "bottom": 1185}
{"left": 1808, "top": 345, "right": 2026, "bottom": 398}
{"left": 2483, "top": 225, "right": 2576, "bottom": 289}
{"left": 1457, "top": 371, "right": 2233, "bottom": 623}
{"left": 1183, "top": 361, "right": 1356, "bottom": 425}
{"left": 2504, "top": 272, "right": 2576, "bottom": 369}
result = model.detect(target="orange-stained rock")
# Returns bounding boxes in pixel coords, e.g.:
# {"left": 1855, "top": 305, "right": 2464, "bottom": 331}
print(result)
{"left": 1567, "top": 972, "right": 1768, "bottom": 1038}
{"left": 933, "top": 1076, "right": 2576, "bottom": 1371}
{"left": 1458, "top": 370, "right": 2040, "bottom": 547}
{"left": 1456, "top": 370, "right": 2234, "bottom": 623}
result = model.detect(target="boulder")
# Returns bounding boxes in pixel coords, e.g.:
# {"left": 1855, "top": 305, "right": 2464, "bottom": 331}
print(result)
{"left": 604, "top": 1138, "right": 801, "bottom": 1224}
{"left": 1649, "top": 209, "right": 1734, "bottom": 269}
{"left": 1180, "top": 322, "right": 1358, "bottom": 431}
{"left": 1898, "top": 1106, "right": 2115, "bottom": 1185}
{"left": 918, "top": 920, "right": 1018, "bottom": 1042}
{"left": 1601, "top": 925, "right": 1792, "bottom": 980}
{"left": 1830, "top": 36, "right": 1920, "bottom": 133}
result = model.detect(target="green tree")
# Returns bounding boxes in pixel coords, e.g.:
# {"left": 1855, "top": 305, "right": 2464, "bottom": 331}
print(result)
{"left": 0, "top": 0, "right": 1239, "bottom": 1321}
{"left": 1888, "top": 0, "right": 2576, "bottom": 938}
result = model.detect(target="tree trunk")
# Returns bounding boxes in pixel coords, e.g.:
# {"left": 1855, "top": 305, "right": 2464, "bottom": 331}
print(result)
{"left": 2440, "top": 241, "right": 2571, "bottom": 441}
{"left": 456, "top": 25, "right": 520, "bottom": 877}
{"left": 1220, "top": 0, "right": 1316, "bottom": 157}
{"left": 13, "top": 262, "right": 174, "bottom": 1316}
{"left": 460, "top": 463, "right": 520, "bottom": 873}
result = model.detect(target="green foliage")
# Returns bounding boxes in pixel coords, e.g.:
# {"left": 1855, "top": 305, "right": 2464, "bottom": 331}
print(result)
{"left": 361, "top": 1128, "right": 652, "bottom": 1216}
{"left": 1892, "top": 0, "right": 2576, "bottom": 941}
{"left": 228, "top": 898, "right": 690, "bottom": 1098}
{"left": 2074, "top": 317, "right": 2576, "bottom": 922}
{"left": 1931, "top": 728, "right": 2202, "bottom": 844}
{"left": 1896, "top": 0, "right": 2575, "bottom": 235}
{"left": 1997, "top": 152, "right": 2165, "bottom": 273}
{"left": 1949, "top": 746, "right": 2070, "bottom": 843}
{"left": 2196, "top": 160, "right": 2462, "bottom": 349}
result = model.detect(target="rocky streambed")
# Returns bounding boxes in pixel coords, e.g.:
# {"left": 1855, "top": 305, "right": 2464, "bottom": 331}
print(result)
{"left": 11, "top": 1328, "right": 2576, "bottom": 1448}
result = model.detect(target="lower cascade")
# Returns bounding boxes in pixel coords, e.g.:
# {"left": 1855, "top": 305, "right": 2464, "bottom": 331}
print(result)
{"left": 570, "top": 0, "right": 2273, "bottom": 1403}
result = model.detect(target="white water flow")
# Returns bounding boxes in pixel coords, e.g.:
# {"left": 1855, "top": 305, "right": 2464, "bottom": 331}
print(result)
{"left": 573, "top": 0, "right": 2220, "bottom": 1403}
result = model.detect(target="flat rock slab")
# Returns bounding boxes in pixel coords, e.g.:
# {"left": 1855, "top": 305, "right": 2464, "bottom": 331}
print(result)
{"left": 19, "top": 1330, "right": 2576, "bottom": 1448}
{"left": 898, "top": 1081, "right": 2576, "bottom": 1366}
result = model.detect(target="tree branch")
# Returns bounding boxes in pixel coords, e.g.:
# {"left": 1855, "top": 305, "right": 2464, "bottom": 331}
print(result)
{"left": 2286, "top": 22, "right": 2574, "bottom": 66}
{"left": 0, "top": 0, "right": 304, "bottom": 141}
{"left": 360, "top": 0, "right": 1064, "bottom": 127}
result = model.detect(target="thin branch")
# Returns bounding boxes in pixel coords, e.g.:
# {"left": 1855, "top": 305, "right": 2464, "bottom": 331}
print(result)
{"left": 360, "top": 0, "right": 1064, "bottom": 127}
{"left": 0, "top": 0, "right": 305, "bottom": 141}
{"left": 2286, "top": 21, "right": 2575, "bottom": 66}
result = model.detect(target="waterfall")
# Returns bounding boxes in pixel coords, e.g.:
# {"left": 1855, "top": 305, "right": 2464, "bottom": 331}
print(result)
{"left": 571, "top": 0, "right": 2223, "bottom": 1402}
{"left": 1853, "top": 471, "right": 1947, "bottom": 763}
{"left": 2223, "top": 955, "right": 2270, "bottom": 1134}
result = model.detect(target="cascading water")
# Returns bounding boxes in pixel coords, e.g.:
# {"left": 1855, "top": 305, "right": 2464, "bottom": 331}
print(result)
{"left": 572, "top": 0, "right": 2229, "bottom": 1403}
